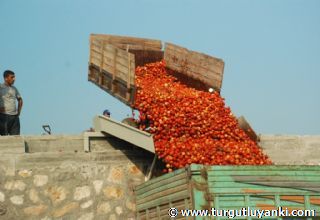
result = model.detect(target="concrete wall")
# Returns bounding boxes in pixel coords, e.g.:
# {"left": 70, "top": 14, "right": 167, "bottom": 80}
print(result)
{"left": 259, "top": 134, "right": 320, "bottom": 165}
{"left": 0, "top": 134, "right": 155, "bottom": 220}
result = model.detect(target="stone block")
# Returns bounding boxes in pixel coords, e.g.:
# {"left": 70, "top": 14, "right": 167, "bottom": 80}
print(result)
{"left": 93, "top": 180, "right": 103, "bottom": 195}
{"left": 80, "top": 200, "right": 93, "bottom": 209}
{"left": 0, "top": 157, "right": 16, "bottom": 176}
{"left": 97, "top": 202, "right": 111, "bottom": 215}
{"left": 103, "top": 186, "right": 124, "bottom": 200}
{"left": 52, "top": 202, "right": 79, "bottom": 218}
{"left": 126, "top": 199, "right": 136, "bottom": 211}
{"left": 18, "top": 169, "right": 32, "bottom": 178}
{"left": 34, "top": 175, "right": 49, "bottom": 187}
{"left": 4, "top": 180, "right": 26, "bottom": 191}
{"left": 107, "top": 166, "right": 124, "bottom": 183}
{"left": 29, "top": 188, "right": 42, "bottom": 204}
{"left": 78, "top": 212, "right": 94, "bottom": 220}
{"left": 45, "top": 186, "right": 68, "bottom": 205}
{"left": 74, "top": 186, "right": 91, "bottom": 201}
{"left": 0, "top": 191, "right": 5, "bottom": 202}
{"left": 23, "top": 204, "right": 48, "bottom": 216}
{"left": 10, "top": 195, "right": 24, "bottom": 205}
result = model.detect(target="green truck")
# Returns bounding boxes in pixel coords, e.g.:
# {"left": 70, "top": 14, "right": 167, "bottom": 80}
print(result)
{"left": 135, "top": 164, "right": 320, "bottom": 220}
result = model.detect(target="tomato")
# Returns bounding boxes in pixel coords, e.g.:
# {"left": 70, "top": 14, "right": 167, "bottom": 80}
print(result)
{"left": 134, "top": 61, "right": 272, "bottom": 171}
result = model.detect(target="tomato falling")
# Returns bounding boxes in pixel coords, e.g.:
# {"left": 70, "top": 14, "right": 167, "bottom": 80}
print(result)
{"left": 134, "top": 60, "right": 272, "bottom": 170}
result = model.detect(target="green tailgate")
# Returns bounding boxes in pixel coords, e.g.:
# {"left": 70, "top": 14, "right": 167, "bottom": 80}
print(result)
{"left": 190, "top": 165, "right": 320, "bottom": 220}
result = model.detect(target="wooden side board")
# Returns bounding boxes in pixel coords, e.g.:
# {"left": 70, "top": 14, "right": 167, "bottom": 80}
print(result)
{"left": 90, "top": 34, "right": 162, "bottom": 51}
{"left": 164, "top": 42, "right": 225, "bottom": 92}
{"left": 237, "top": 116, "right": 259, "bottom": 143}
{"left": 89, "top": 34, "right": 226, "bottom": 106}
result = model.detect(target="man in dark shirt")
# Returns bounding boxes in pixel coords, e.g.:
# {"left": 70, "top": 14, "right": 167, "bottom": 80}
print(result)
{"left": 0, "top": 70, "right": 23, "bottom": 135}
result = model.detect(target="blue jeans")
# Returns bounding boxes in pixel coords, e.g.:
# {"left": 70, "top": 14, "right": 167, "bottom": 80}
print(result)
{"left": 0, "top": 113, "right": 20, "bottom": 135}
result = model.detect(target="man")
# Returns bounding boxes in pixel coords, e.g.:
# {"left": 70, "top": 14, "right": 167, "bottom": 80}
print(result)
{"left": 0, "top": 70, "right": 23, "bottom": 135}
{"left": 103, "top": 109, "right": 110, "bottom": 117}
{"left": 121, "top": 116, "right": 139, "bottom": 128}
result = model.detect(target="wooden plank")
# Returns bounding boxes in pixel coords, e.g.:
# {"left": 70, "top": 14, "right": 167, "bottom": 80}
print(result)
{"left": 208, "top": 181, "right": 320, "bottom": 190}
{"left": 91, "top": 34, "right": 162, "bottom": 48}
{"left": 91, "top": 57, "right": 102, "bottom": 67}
{"left": 88, "top": 65, "right": 136, "bottom": 106}
{"left": 212, "top": 198, "right": 308, "bottom": 208}
{"left": 91, "top": 40, "right": 102, "bottom": 51}
{"left": 129, "top": 49, "right": 164, "bottom": 67}
{"left": 207, "top": 170, "right": 320, "bottom": 176}
{"left": 137, "top": 190, "right": 190, "bottom": 211}
{"left": 164, "top": 42, "right": 224, "bottom": 91}
{"left": 103, "top": 52, "right": 133, "bottom": 70}
{"left": 237, "top": 116, "right": 259, "bottom": 142}
{"left": 165, "top": 49, "right": 224, "bottom": 74}
{"left": 154, "top": 200, "right": 192, "bottom": 219}
{"left": 205, "top": 165, "right": 320, "bottom": 171}
{"left": 135, "top": 168, "right": 187, "bottom": 191}
{"left": 89, "top": 39, "right": 136, "bottom": 106}
{"left": 210, "top": 175, "right": 320, "bottom": 182}
{"left": 165, "top": 56, "right": 224, "bottom": 81}
{"left": 165, "top": 59, "right": 223, "bottom": 82}
{"left": 103, "top": 44, "right": 135, "bottom": 61}
{"left": 99, "top": 41, "right": 105, "bottom": 84}
{"left": 165, "top": 44, "right": 224, "bottom": 71}
{"left": 126, "top": 50, "right": 132, "bottom": 100}
{"left": 101, "top": 61, "right": 131, "bottom": 82}
{"left": 165, "top": 44, "right": 224, "bottom": 73}
{"left": 208, "top": 186, "right": 317, "bottom": 194}
{"left": 91, "top": 34, "right": 162, "bottom": 51}
{"left": 91, "top": 42, "right": 135, "bottom": 74}
{"left": 91, "top": 49, "right": 102, "bottom": 58}
{"left": 135, "top": 172, "right": 188, "bottom": 195}
{"left": 91, "top": 43, "right": 103, "bottom": 54}
{"left": 104, "top": 53, "right": 130, "bottom": 72}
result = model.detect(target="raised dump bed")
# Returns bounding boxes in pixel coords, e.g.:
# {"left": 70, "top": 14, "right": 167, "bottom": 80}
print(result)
{"left": 88, "top": 34, "right": 225, "bottom": 106}
{"left": 135, "top": 164, "right": 320, "bottom": 219}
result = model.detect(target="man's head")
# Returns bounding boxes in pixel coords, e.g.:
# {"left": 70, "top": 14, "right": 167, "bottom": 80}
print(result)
{"left": 3, "top": 70, "right": 16, "bottom": 86}
{"left": 103, "top": 109, "right": 111, "bottom": 117}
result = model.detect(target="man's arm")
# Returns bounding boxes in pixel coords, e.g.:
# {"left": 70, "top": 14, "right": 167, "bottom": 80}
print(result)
{"left": 17, "top": 97, "right": 23, "bottom": 116}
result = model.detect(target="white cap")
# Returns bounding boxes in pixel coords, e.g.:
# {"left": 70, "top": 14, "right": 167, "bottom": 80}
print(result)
{"left": 208, "top": 88, "right": 214, "bottom": 93}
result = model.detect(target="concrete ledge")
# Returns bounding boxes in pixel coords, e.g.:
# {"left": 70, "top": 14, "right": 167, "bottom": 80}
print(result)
{"left": 0, "top": 135, "right": 25, "bottom": 154}
{"left": 24, "top": 134, "right": 83, "bottom": 153}
{"left": 83, "top": 131, "right": 106, "bottom": 152}
{"left": 1, "top": 134, "right": 320, "bottom": 166}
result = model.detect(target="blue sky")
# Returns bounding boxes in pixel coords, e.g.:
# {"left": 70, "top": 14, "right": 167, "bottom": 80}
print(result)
{"left": 0, "top": 0, "right": 319, "bottom": 135}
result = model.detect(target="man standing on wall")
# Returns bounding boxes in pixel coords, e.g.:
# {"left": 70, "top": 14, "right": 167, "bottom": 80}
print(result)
{"left": 0, "top": 70, "right": 23, "bottom": 135}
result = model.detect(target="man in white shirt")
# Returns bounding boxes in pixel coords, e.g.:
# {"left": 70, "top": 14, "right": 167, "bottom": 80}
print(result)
{"left": 0, "top": 70, "right": 23, "bottom": 135}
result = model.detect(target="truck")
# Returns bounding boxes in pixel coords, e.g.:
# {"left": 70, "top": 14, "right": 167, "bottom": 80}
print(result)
{"left": 135, "top": 164, "right": 320, "bottom": 220}
{"left": 87, "top": 34, "right": 320, "bottom": 220}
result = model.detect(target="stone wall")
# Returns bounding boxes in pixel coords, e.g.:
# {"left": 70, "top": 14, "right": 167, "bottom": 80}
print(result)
{"left": 0, "top": 134, "right": 155, "bottom": 220}
{"left": 0, "top": 134, "right": 319, "bottom": 219}
{"left": 260, "top": 134, "right": 320, "bottom": 165}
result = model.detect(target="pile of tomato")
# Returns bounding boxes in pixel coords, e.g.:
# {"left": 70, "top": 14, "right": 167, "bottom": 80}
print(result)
{"left": 134, "top": 61, "right": 272, "bottom": 172}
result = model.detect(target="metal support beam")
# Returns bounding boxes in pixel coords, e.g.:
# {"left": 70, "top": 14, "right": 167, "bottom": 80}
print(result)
{"left": 93, "top": 115, "right": 155, "bottom": 153}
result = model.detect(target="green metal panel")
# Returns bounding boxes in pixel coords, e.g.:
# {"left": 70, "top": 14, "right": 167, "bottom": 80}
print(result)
{"left": 135, "top": 167, "right": 193, "bottom": 219}
{"left": 204, "top": 165, "right": 320, "bottom": 220}
{"left": 136, "top": 167, "right": 187, "bottom": 190}
{"left": 190, "top": 166, "right": 209, "bottom": 220}
{"left": 135, "top": 165, "right": 320, "bottom": 220}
